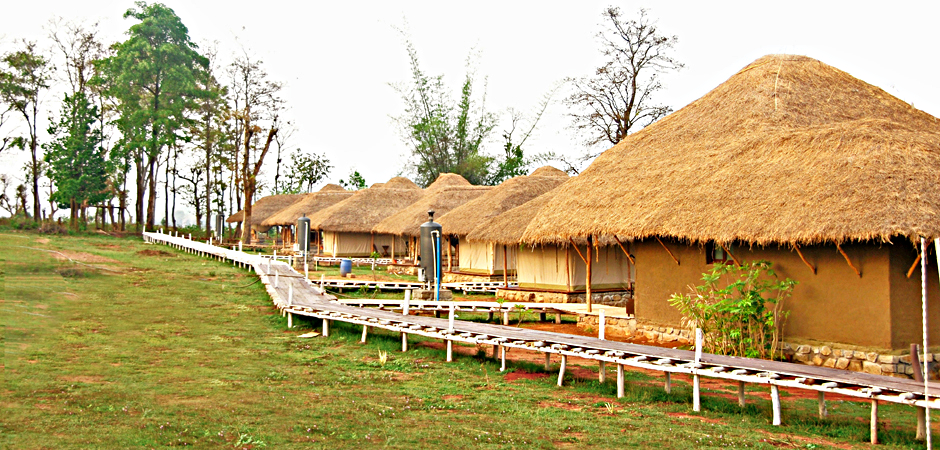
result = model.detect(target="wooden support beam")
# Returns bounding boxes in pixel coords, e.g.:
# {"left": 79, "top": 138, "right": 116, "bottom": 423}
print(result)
{"left": 738, "top": 381, "right": 746, "bottom": 407}
{"left": 818, "top": 391, "right": 827, "bottom": 418}
{"left": 617, "top": 364, "right": 625, "bottom": 398}
{"left": 586, "top": 235, "right": 593, "bottom": 314}
{"left": 870, "top": 399, "right": 879, "bottom": 444}
{"left": 562, "top": 239, "right": 589, "bottom": 266}
{"left": 503, "top": 245, "right": 509, "bottom": 288}
{"left": 656, "top": 237, "right": 680, "bottom": 265}
{"left": 557, "top": 355, "right": 567, "bottom": 386}
{"left": 599, "top": 361, "right": 606, "bottom": 383}
{"left": 719, "top": 243, "right": 742, "bottom": 266}
{"left": 771, "top": 385, "right": 782, "bottom": 426}
{"left": 665, "top": 372, "right": 672, "bottom": 394}
{"left": 361, "top": 325, "right": 368, "bottom": 343}
{"left": 544, "top": 353, "right": 551, "bottom": 371}
{"left": 612, "top": 235, "right": 635, "bottom": 264}
{"left": 836, "top": 243, "right": 862, "bottom": 278}
{"left": 907, "top": 251, "right": 922, "bottom": 279}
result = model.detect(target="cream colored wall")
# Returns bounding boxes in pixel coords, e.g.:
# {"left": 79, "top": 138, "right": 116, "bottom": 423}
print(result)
{"left": 517, "top": 244, "right": 632, "bottom": 292}
{"left": 518, "top": 244, "right": 571, "bottom": 290}
{"left": 321, "top": 232, "right": 406, "bottom": 257}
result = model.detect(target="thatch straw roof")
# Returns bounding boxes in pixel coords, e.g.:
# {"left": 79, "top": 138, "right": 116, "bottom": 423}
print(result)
{"left": 522, "top": 54, "right": 940, "bottom": 246}
{"left": 436, "top": 166, "right": 569, "bottom": 236}
{"left": 226, "top": 194, "right": 306, "bottom": 229}
{"left": 260, "top": 184, "right": 354, "bottom": 227}
{"left": 308, "top": 177, "right": 423, "bottom": 233}
{"left": 467, "top": 188, "right": 561, "bottom": 245}
{"left": 372, "top": 173, "right": 491, "bottom": 237}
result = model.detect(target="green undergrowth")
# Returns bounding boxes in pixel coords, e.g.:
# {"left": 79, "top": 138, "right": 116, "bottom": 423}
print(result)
{"left": 0, "top": 231, "right": 930, "bottom": 449}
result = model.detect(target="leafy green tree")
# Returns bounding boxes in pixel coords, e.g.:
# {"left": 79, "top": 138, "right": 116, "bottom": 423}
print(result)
{"left": 338, "top": 170, "right": 366, "bottom": 191}
{"left": 43, "top": 92, "right": 111, "bottom": 230}
{"left": 0, "top": 40, "right": 54, "bottom": 221}
{"left": 392, "top": 39, "right": 496, "bottom": 187}
{"left": 187, "top": 44, "right": 227, "bottom": 233}
{"left": 276, "top": 150, "right": 332, "bottom": 194}
{"left": 95, "top": 1, "right": 208, "bottom": 231}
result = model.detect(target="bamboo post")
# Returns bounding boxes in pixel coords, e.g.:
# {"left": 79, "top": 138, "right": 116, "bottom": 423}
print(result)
{"left": 739, "top": 381, "right": 746, "bottom": 407}
{"left": 586, "top": 236, "right": 593, "bottom": 313}
{"left": 503, "top": 245, "right": 509, "bottom": 288}
{"left": 771, "top": 385, "right": 782, "bottom": 426}
{"left": 818, "top": 391, "right": 827, "bottom": 418}
{"left": 447, "top": 238, "right": 452, "bottom": 272}
{"left": 617, "top": 364, "right": 625, "bottom": 398}
{"left": 557, "top": 355, "right": 567, "bottom": 386}
{"left": 500, "top": 345, "right": 506, "bottom": 372}
{"left": 693, "top": 328, "right": 702, "bottom": 412}
{"left": 555, "top": 313, "right": 562, "bottom": 324}
{"left": 870, "top": 400, "right": 879, "bottom": 444}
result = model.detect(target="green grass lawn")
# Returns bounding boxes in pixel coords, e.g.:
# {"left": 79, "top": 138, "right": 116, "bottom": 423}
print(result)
{"left": 1, "top": 230, "right": 932, "bottom": 449}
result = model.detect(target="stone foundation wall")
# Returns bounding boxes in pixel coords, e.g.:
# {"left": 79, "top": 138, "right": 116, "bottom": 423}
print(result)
{"left": 495, "top": 289, "right": 632, "bottom": 307}
{"left": 784, "top": 345, "right": 940, "bottom": 379}
{"left": 442, "top": 272, "right": 512, "bottom": 283}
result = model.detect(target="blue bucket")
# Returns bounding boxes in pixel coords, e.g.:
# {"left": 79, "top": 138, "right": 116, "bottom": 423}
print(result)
{"left": 339, "top": 259, "right": 353, "bottom": 276}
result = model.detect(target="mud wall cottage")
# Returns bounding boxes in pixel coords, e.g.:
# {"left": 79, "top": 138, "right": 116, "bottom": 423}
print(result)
{"left": 226, "top": 193, "right": 306, "bottom": 244}
{"left": 373, "top": 173, "right": 491, "bottom": 269}
{"left": 306, "top": 177, "right": 422, "bottom": 257}
{"left": 521, "top": 54, "right": 940, "bottom": 350}
{"left": 436, "top": 166, "right": 568, "bottom": 282}
{"left": 260, "top": 184, "right": 354, "bottom": 249}
{"left": 468, "top": 187, "right": 634, "bottom": 306}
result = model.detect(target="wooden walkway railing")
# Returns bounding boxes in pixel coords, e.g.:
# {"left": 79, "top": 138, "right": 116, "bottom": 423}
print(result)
{"left": 143, "top": 230, "right": 938, "bottom": 443}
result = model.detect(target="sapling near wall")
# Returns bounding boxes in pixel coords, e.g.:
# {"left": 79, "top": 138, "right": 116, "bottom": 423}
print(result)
{"left": 669, "top": 260, "right": 796, "bottom": 360}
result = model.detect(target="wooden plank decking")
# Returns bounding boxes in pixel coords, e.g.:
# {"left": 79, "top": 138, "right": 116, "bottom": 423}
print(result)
{"left": 143, "top": 231, "right": 940, "bottom": 424}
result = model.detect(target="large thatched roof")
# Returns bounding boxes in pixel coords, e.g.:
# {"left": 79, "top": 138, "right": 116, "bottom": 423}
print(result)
{"left": 260, "top": 184, "right": 354, "bottom": 227}
{"left": 308, "top": 177, "right": 423, "bottom": 233}
{"left": 436, "top": 166, "right": 568, "bottom": 236}
{"left": 467, "top": 188, "right": 561, "bottom": 245}
{"left": 226, "top": 194, "right": 306, "bottom": 228}
{"left": 523, "top": 54, "right": 940, "bottom": 246}
{"left": 372, "top": 173, "right": 491, "bottom": 237}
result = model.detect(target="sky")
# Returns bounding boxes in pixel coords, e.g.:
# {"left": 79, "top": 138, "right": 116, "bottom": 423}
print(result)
{"left": 2, "top": 1, "right": 939, "bottom": 224}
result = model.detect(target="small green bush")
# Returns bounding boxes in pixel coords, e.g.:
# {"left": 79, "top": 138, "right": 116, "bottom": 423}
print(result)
{"left": 669, "top": 260, "right": 796, "bottom": 360}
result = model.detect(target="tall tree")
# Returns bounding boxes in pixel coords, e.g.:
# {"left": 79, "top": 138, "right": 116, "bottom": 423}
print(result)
{"left": 95, "top": 1, "right": 208, "bottom": 231}
{"left": 228, "top": 49, "right": 282, "bottom": 243}
{"left": 391, "top": 39, "right": 496, "bottom": 187}
{"left": 188, "top": 43, "right": 227, "bottom": 234}
{"left": 43, "top": 92, "right": 110, "bottom": 230}
{"left": 0, "top": 41, "right": 54, "bottom": 221}
{"left": 275, "top": 149, "right": 332, "bottom": 194}
{"left": 566, "top": 7, "right": 682, "bottom": 151}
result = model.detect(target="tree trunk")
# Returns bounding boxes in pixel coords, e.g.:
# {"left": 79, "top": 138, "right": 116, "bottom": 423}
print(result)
{"left": 146, "top": 155, "right": 159, "bottom": 231}
{"left": 135, "top": 156, "right": 146, "bottom": 230}
{"left": 30, "top": 128, "right": 40, "bottom": 222}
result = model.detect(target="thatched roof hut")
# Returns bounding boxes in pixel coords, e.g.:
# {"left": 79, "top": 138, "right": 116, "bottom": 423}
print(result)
{"left": 522, "top": 54, "right": 940, "bottom": 247}
{"left": 467, "top": 187, "right": 561, "bottom": 245}
{"left": 307, "top": 176, "right": 422, "bottom": 233}
{"left": 437, "top": 166, "right": 568, "bottom": 237}
{"left": 372, "top": 173, "right": 491, "bottom": 237}
{"left": 260, "top": 184, "right": 353, "bottom": 227}
{"left": 225, "top": 194, "right": 306, "bottom": 232}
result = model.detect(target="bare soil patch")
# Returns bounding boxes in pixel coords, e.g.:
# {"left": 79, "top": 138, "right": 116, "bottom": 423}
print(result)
{"left": 137, "top": 249, "right": 174, "bottom": 257}
{"left": 667, "top": 412, "right": 726, "bottom": 425}
{"left": 504, "top": 371, "right": 549, "bottom": 382}
{"left": 52, "top": 250, "right": 118, "bottom": 264}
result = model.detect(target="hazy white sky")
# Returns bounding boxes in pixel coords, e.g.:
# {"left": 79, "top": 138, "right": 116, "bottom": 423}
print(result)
{"left": 2, "top": 1, "right": 938, "bottom": 223}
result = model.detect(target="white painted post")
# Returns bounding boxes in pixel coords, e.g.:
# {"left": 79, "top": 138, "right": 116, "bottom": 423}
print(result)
{"left": 598, "top": 309, "right": 605, "bottom": 340}
{"left": 870, "top": 400, "right": 878, "bottom": 444}
{"left": 448, "top": 303, "right": 456, "bottom": 332}
{"left": 500, "top": 346, "right": 506, "bottom": 372}
{"left": 322, "top": 318, "right": 330, "bottom": 337}
{"left": 693, "top": 328, "right": 702, "bottom": 412}
{"left": 402, "top": 333, "right": 408, "bottom": 352}
{"left": 287, "top": 312, "right": 293, "bottom": 328}
{"left": 771, "top": 385, "right": 782, "bottom": 426}
{"left": 319, "top": 274, "right": 325, "bottom": 290}
{"left": 361, "top": 325, "right": 368, "bottom": 343}
{"left": 557, "top": 355, "right": 567, "bottom": 386}
{"left": 446, "top": 341, "right": 453, "bottom": 362}
{"left": 304, "top": 261, "right": 309, "bottom": 280}
{"left": 502, "top": 310, "right": 509, "bottom": 326}
{"left": 599, "top": 361, "right": 606, "bottom": 383}
{"left": 188, "top": 233, "right": 191, "bottom": 240}
{"left": 209, "top": 236, "right": 213, "bottom": 246}
{"left": 403, "top": 292, "right": 411, "bottom": 316}
{"left": 817, "top": 391, "right": 826, "bottom": 417}
{"left": 617, "top": 364, "right": 625, "bottom": 398}
{"left": 238, "top": 241, "right": 242, "bottom": 252}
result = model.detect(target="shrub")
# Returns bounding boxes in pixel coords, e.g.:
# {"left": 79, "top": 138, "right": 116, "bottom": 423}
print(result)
{"left": 669, "top": 260, "right": 796, "bottom": 360}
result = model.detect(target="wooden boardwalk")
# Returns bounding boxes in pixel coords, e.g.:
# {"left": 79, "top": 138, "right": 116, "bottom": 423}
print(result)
{"left": 144, "top": 230, "right": 939, "bottom": 438}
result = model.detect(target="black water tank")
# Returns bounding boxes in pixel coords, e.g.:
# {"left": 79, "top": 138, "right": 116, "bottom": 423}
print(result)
{"left": 297, "top": 215, "right": 311, "bottom": 253}
{"left": 419, "top": 210, "right": 443, "bottom": 283}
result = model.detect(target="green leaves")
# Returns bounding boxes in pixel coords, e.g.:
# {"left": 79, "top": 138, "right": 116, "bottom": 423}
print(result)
{"left": 669, "top": 258, "right": 797, "bottom": 360}
{"left": 43, "top": 92, "right": 111, "bottom": 210}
